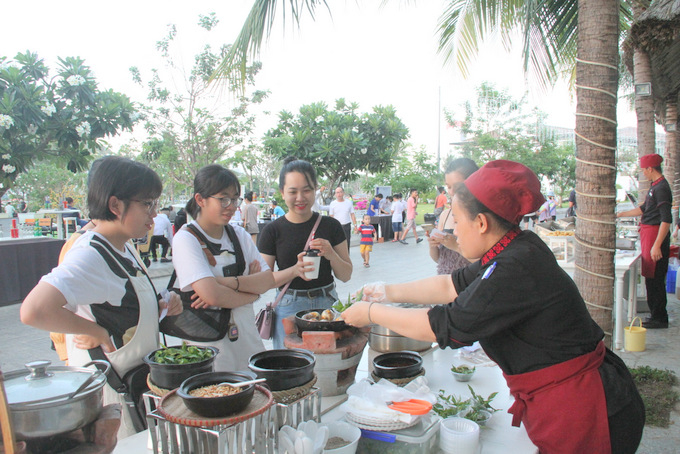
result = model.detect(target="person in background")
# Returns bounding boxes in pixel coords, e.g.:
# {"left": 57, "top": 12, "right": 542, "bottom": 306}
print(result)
{"left": 400, "top": 189, "right": 422, "bottom": 244}
{"left": 150, "top": 210, "right": 173, "bottom": 263}
{"left": 380, "top": 195, "right": 392, "bottom": 215}
{"left": 567, "top": 189, "right": 577, "bottom": 217}
{"left": 357, "top": 214, "right": 376, "bottom": 268}
{"left": 390, "top": 193, "right": 405, "bottom": 243}
{"left": 313, "top": 185, "right": 329, "bottom": 213}
{"left": 617, "top": 153, "right": 672, "bottom": 329}
{"left": 329, "top": 186, "right": 357, "bottom": 250}
{"left": 174, "top": 207, "right": 188, "bottom": 232}
{"left": 62, "top": 197, "right": 83, "bottom": 231}
{"left": 537, "top": 193, "right": 556, "bottom": 223}
{"left": 433, "top": 186, "right": 447, "bottom": 220}
{"left": 172, "top": 165, "right": 274, "bottom": 371}
{"left": 166, "top": 205, "right": 177, "bottom": 223}
{"left": 367, "top": 193, "right": 383, "bottom": 217}
{"left": 18, "top": 198, "right": 27, "bottom": 213}
{"left": 367, "top": 193, "right": 383, "bottom": 237}
{"left": 342, "top": 160, "right": 644, "bottom": 454}
{"left": 271, "top": 199, "right": 285, "bottom": 219}
{"left": 429, "top": 158, "right": 478, "bottom": 275}
{"left": 4, "top": 201, "right": 16, "bottom": 217}
{"left": 242, "top": 191, "right": 260, "bottom": 243}
{"left": 258, "top": 158, "right": 352, "bottom": 349}
{"left": 21, "top": 156, "right": 182, "bottom": 437}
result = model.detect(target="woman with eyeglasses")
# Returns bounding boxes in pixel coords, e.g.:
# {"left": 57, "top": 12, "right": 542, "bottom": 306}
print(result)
{"left": 258, "top": 157, "right": 353, "bottom": 348}
{"left": 21, "top": 156, "right": 183, "bottom": 437}
{"left": 428, "top": 158, "right": 478, "bottom": 274}
{"left": 171, "top": 165, "right": 274, "bottom": 371}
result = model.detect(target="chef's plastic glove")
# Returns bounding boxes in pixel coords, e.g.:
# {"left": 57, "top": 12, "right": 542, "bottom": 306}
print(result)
{"left": 359, "top": 281, "right": 387, "bottom": 303}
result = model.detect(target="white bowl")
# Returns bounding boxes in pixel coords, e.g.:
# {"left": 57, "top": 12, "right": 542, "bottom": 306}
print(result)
{"left": 322, "top": 421, "right": 361, "bottom": 454}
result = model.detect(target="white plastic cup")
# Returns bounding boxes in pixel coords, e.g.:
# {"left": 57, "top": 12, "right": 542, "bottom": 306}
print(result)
{"left": 439, "top": 417, "right": 480, "bottom": 454}
{"left": 304, "top": 249, "right": 321, "bottom": 280}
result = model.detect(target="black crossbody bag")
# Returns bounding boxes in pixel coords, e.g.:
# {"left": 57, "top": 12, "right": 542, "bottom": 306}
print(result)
{"left": 160, "top": 224, "right": 245, "bottom": 342}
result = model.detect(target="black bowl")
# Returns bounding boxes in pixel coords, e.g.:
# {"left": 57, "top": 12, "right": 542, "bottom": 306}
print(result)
{"left": 144, "top": 346, "right": 219, "bottom": 390}
{"left": 373, "top": 351, "right": 423, "bottom": 379}
{"left": 178, "top": 371, "right": 257, "bottom": 418}
{"left": 248, "top": 349, "right": 315, "bottom": 391}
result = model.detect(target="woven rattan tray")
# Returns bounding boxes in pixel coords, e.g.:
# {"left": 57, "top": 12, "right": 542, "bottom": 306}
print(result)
{"left": 158, "top": 385, "right": 273, "bottom": 427}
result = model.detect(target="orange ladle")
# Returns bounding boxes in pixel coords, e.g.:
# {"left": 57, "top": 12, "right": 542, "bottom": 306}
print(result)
{"left": 387, "top": 399, "right": 433, "bottom": 415}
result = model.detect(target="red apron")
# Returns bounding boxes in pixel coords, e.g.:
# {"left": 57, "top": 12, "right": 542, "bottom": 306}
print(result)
{"left": 504, "top": 341, "right": 610, "bottom": 454}
{"left": 639, "top": 223, "right": 660, "bottom": 278}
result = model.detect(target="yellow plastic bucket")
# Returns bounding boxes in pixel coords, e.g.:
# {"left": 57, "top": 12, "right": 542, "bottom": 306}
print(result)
{"left": 624, "top": 317, "right": 647, "bottom": 352}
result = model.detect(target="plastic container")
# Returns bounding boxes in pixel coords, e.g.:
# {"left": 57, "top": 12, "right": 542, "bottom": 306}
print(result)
{"left": 624, "top": 317, "right": 646, "bottom": 352}
{"left": 356, "top": 415, "right": 439, "bottom": 454}
{"left": 439, "top": 417, "right": 479, "bottom": 454}
{"left": 666, "top": 267, "right": 677, "bottom": 293}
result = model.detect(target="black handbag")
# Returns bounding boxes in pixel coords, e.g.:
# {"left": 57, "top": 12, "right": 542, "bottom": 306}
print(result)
{"left": 89, "top": 347, "right": 149, "bottom": 433}
{"left": 160, "top": 224, "right": 245, "bottom": 342}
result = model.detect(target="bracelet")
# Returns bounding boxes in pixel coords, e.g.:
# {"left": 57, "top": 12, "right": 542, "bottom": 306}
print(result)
{"left": 234, "top": 275, "right": 240, "bottom": 292}
{"left": 368, "top": 302, "right": 375, "bottom": 324}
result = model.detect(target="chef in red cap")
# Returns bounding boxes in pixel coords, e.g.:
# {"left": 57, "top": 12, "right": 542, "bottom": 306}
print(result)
{"left": 617, "top": 153, "right": 672, "bottom": 330}
{"left": 342, "top": 160, "right": 644, "bottom": 454}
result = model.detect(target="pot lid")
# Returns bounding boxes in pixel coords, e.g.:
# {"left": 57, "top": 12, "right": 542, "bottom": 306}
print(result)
{"left": 4, "top": 360, "right": 107, "bottom": 406}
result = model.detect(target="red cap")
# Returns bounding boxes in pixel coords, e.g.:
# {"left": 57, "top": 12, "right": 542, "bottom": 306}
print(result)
{"left": 464, "top": 160, "right": 545, "bottom": 224}
{"left": 640, "top": 153, "right": 663, "bottom": 168}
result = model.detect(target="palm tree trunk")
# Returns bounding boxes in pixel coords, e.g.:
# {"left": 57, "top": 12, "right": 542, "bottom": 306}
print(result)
{"left": 633, "top": 1, "right": 655, "bottom": 198}
{"left": 666, "top": 97, "right": 679, "bottom": 222}
{"left": 574, "top": 0, "right": 619, "bottom": 347}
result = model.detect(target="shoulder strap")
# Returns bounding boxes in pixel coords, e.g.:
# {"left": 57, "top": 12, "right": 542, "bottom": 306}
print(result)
{"left": 224, "top": 224, "right": 246, "bottom": 276}
{"left": 270, "top": 213, "right": 323, "bottom": 309}
{"left": 185, "top": 224, "right": 218, "bottom": 266}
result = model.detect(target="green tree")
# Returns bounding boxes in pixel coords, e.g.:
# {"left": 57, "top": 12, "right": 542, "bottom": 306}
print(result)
{"left": 0, "top": 51, "right": 136, "bottom": 208}
{"left": 131, "top": 13, "right": 268, "bottom": 189}
{"left": 263, "top": 98, "right": 409, "bottom": 190}
{"left": 364, "top": 146, "right": 440, "bottom": 197}
{"left": 447, "top": 82, "right": 572, "bottom": 188}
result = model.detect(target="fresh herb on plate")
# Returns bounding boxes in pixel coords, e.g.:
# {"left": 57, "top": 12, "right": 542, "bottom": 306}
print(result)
{"left": 153, "top": 341, "right": 213, "bottom": 364}
{"left": 451, "top": 364, "right": 476, "bottom": 374}
{"left": 433, "top": 386, "right": 499, "bottom": 422}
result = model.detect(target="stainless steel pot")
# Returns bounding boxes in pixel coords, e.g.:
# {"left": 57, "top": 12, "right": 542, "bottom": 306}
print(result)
{"left": 3, "top": 359, "right": 110, "bottom": 439}
{"left": 369, "top": 325, "right": 433, "bottom": 353}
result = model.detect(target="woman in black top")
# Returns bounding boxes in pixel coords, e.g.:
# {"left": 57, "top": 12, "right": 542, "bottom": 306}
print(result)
{"left": 258, "top": 158, "right": 352, "bottom": 348}
{"left": 342, "top": 160, "right": 644, "bottom": 454}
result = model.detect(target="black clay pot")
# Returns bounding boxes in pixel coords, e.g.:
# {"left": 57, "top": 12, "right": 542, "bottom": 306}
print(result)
{"left": 177, "top": 371, "right": 257, "bottom": 418}
{"left": 373, "top": 351, "right": 423, "bottom": 379}
{"left": 248, "top": 349, "right": 315, "bottom": 391}
{"left": 144, "top": 346, "right": 219, "bottom": 390}
{"left": 295, "top": 309, "right": 348, "bottom": 334}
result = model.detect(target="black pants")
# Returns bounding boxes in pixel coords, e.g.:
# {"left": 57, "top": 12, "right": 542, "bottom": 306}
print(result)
{"left": 341, "top": 223, "right": 351, "bottom": 250}
{"left": 150, "top": 235, "right": 170, "bottom": 259}
{"left": 645, "top": 233, "right": 670, "bottom": 323}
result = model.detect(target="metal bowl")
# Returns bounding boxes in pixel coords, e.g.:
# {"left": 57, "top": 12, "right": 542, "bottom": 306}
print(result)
{"left": 369, "top": 326, "right": 432, "bottom": 353}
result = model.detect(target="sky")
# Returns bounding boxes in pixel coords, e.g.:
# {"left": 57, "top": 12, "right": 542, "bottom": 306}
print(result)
{"left": 1, "top": 0, "right": 639, "bottom": 161}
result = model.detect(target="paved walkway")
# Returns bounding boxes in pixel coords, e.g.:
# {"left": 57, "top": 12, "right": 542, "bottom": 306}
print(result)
{"left": 1, "top": 229, "right": 678, "bottom": 452}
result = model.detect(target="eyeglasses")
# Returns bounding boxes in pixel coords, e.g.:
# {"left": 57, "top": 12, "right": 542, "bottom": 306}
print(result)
{"left": 130, "top": 199, "right": 160, "bottom": 214}
{"left": 209, "top": 196, "right": 242, "bottom": 208}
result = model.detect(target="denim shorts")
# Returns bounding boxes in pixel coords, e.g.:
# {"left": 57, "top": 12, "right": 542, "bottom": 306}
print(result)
{"left": 392, "top": 222, "right": 403, "bottom": 232}
{"left": 272, "top": 284, "right": 339, "bottom": 349}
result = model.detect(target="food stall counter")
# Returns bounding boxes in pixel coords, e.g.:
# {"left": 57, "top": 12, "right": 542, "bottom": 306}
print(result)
{"left": 115, "top": 345, "right": 537, "bottom": 453}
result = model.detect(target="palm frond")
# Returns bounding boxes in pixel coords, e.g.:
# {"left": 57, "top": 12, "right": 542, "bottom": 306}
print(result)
{"left": 211, "top": 0, "right": 330, "bottom": 92}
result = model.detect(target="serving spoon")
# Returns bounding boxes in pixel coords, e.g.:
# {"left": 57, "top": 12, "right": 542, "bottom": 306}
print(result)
{"left": 215, "top": 378, "right": 266, "bottom": 388}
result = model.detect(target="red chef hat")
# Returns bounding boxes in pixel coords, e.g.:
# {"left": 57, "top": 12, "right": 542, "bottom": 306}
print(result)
{"left": 464, "top": 160, "right": 545, "bottom": 224}
{"left": 640, "top": 153, "right": 663, "bottom": 168}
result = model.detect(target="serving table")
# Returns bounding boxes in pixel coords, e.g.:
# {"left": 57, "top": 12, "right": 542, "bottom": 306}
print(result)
{"left": 558, "top": 252, "right": 642, "bottom": 350}
{"left": 114, "top": 346, "right": 537, "bottom": 453}
{"left": 369, "top": 215, "right": 393, "bottom": 241}
{"left": 0, "top": 237, "right": 64, "bottom": 306}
